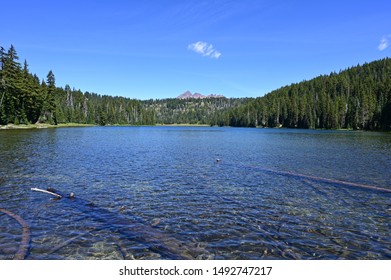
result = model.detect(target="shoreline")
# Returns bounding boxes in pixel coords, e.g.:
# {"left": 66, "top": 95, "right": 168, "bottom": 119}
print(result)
{"left": 0, "top": 123, "right": 95, "bottom": 130}
{"left": 0, "top": 123, "right": 210, "bottom": 130}
{"left": 1, "top": 123, "right": 389, "bottom": 133}
{"left": 155, "top": 123, "right": 210, "bottom": 127}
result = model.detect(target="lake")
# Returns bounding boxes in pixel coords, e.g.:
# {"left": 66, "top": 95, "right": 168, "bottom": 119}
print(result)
{"left": 0, "top": 126, "right": 390, "bottom": 260}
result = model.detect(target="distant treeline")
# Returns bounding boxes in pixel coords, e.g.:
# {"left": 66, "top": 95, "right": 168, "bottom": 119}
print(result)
{"left": 217, "top": 58, "right": 391, "bottom": 130}
{"left": 0, "top": 45, "right": 154, "bottom": 126}
{"left": 1, "top": 44, "right": 390, "bottom": 130}
{"left": 142, "top": 97, "right": 248, "bottom": 125}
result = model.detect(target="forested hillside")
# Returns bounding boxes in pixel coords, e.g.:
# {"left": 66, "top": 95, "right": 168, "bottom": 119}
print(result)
{"left": 0, "top": 44, "right": 242, "bottom": 126}
{"left": 217, "top": 58, "right": 391, "bottom": 130}
{"left": 0, "top": 45, "right": 154, "bottom": 126}
{"left": 142, "top": 98, "right": 249, "bottom": 125}
{"left": 1, "top": 44, "right": 390, "bottom": 130}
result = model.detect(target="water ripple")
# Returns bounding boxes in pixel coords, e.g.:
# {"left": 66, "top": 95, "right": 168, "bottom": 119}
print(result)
{"left": 0, "top": 127, "right": 390, "bottom": 259}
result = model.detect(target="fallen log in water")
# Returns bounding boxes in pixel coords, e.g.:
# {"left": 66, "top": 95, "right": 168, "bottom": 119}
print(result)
{"left": 31, "top": 187, "right": 62, "bottom": 198}
{"left": 30, "top": 188, "right": 202, "bottom": 259}
{"left": 236, "top": 165, "right": 391, "bottom": 193}
{"left": 46, "top": 226, "right": 105, "bottom": 256}
{"left": 0, "top": 208, "right": 30, "bottom": 260}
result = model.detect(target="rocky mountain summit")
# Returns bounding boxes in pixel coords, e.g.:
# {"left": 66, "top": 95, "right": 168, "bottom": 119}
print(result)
{"left": 177, "top": 90, "right": 225, "bottom": 99}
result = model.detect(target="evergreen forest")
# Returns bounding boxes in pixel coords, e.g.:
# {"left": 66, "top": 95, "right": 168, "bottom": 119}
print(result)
{"left": 220, "top": 58, "right": 391, "bottom": 130}
{"left": 1, "top": 44, "right": 390, "bottom": 130}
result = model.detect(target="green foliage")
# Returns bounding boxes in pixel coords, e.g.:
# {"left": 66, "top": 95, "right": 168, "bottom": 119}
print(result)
{"left": 142, "top": 98, "right": 247, "bottom": 125}
{"left": 217, "top": 58, "right": 391, "bottom": 130}
{"left": 0, "top": 44, "right": 389, "bottom": 130}
{"left": 0, "top": 45, "right": 154, "bottom": 126}
{"left": 39, "top": 70, "right": 57, "bottom": 125}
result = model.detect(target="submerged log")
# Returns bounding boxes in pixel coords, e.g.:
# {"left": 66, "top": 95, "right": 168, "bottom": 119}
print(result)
{"left": 0, "top": 208, "right": 30, "bottom": 260}
{"left": 235, "top": 165, "right": 391, "bottom": 193}
{"left": 31, "top": 187, "right": 202, "bottom": 259}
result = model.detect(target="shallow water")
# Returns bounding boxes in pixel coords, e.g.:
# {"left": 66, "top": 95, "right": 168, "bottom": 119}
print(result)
{"left": 0, "top": 127, "right": 390, "bottom": 259}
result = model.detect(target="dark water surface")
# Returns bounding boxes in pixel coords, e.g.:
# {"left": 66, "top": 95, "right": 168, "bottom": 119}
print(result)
{"left": 0, "top": 126, "right": 390, "bottom": 259}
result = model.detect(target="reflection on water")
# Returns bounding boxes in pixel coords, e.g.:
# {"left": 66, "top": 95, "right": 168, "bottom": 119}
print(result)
{"left": 0, "top": 127, "right": 390, "bottom": 259}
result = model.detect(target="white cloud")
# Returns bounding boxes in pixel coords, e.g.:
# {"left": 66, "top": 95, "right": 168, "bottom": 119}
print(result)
{"left": 188, "top": 41, "right": 221, "bottom": 59}
{"left": 378, "top": 35, "right": 390, "bottom": 51}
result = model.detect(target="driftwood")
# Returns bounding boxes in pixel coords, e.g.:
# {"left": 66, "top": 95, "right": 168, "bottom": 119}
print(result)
{"left": 0, "top": 208, "right": 30, "bottom": 260}
{"left": 31, "top": 188, "right": 63, "bottom": 198}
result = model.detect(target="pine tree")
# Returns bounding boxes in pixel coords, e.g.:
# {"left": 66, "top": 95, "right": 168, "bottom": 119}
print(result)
{"left": 0, "top": 47, "right": 6, "bottom": 122}
{"left": 1, "top": 45, "right": 23, "bottom": 124}
{"left": 42, "top": 70, "right": 57, "bottom": 124}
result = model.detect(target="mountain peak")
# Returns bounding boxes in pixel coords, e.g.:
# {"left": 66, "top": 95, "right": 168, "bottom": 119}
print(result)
{"left": 177, "top": 91, "right": 225, "bottom": 99}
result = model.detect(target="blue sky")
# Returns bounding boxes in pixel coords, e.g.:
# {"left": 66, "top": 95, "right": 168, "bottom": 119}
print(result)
{"left": 1, "top": 0, "right": 390, "bottom": 99}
